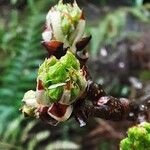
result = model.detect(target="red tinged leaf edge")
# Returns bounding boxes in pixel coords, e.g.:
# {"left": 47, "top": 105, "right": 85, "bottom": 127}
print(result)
{"left": 38, "top": 106, "right": 58, "bottom": 126}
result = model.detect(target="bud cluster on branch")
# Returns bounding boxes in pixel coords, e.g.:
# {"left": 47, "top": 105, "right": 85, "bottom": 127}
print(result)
{"left": 21, "top": 0, "right": 149, "bottom": 128}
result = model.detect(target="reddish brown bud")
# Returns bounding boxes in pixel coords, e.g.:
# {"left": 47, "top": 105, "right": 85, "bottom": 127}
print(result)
{"left": 37, "top": 79, "right": 44, "bottom": 90}
{"left": 41, "top": 40, "right": 66, "bottom": 58}
{"left": 76, "top": 35, "right": 91, "bottom": 51}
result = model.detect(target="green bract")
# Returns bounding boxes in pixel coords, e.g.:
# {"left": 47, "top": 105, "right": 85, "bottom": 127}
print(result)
{"left": 120, "top": 122, "right": 150, "bottom": 150}
{"left": 48, "top": 87, "right": 64, "bottom": 103}
{"left": 38, "top": 51, "right": 87, "bottom": 104}
{"left": 60, "top": 50, "right": 80, "bottom": 70}
{"left": 55, "top": 1, "right": 81, "bottom": 38}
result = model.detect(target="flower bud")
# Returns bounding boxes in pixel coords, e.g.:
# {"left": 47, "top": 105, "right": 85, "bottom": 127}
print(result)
{"left": 38, "top": 51, "right": 87, "bottom": 105}
{"left": 22, "top": 90, "right": 38, "bottom": 107}
{"left": 42, "top": 0, "right": 85, "bottom": 52}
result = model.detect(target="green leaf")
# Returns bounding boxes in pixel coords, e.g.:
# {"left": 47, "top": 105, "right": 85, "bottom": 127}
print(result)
{"left": 48, "top": 86, "right": 64, "bottom": 102}
{"left": 60, "top": 51, "right": 80, "bottom": 70}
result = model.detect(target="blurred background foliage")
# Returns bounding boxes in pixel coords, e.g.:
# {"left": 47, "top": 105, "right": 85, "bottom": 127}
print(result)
{"left": 0, "top": 0, "right": 149, "bottom": 149}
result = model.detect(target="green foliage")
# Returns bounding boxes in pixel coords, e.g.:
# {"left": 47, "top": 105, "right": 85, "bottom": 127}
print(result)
{"left": 45, "top": 140, "right": 80, "bottom": 149}
{"left": 88, "top": 4, "right": 150, "bottom": 56}
{"left": 0, "top": 0, "right": 56, "bottom": 138}
{"left": 89, "top": 10, "right": 126, "bottom": 56}
{"left": 0, "top": 106, "right": 17, "bottom": 134}
{"left": 0, "top": 115, "right": 81, "bottom": 150}
{"left": 0, "top": 12, "right": 44, "bottom": 135}
{"left": 0, "top": 116, "right": 51, "bottom": 150}
{"left": 120, "top": 122, "right": 150, "bottom": 150}
{"left": 133, "top": 0, "right": 144, "bottom": 7}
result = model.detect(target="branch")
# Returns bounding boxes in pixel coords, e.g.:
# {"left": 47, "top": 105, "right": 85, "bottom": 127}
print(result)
{"left": 73, "top": 81, "right": 149, "bottom": 126}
